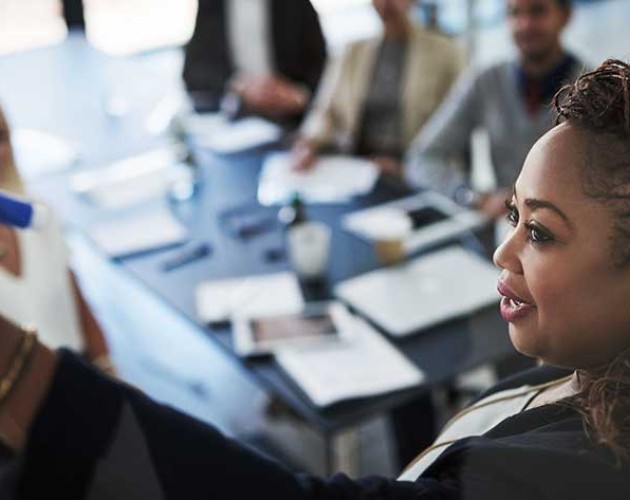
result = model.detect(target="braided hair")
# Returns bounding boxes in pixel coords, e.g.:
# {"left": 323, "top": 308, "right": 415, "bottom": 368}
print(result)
{"left": 554, "top": 59, "right": 630, "bottom": 466}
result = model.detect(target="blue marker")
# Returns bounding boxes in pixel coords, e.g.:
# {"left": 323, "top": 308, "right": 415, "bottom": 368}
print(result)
{"left": 0, "top": 190, "right": 48, "bottom": 229}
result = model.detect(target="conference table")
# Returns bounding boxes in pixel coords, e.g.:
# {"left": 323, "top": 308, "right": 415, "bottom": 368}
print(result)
{"left": 0, "top": 35, "right": 516, "bottom": 473}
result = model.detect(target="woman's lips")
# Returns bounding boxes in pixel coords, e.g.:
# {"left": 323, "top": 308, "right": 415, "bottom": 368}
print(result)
{"left": 497, "top": 281, "right": 536, "bottom": 322}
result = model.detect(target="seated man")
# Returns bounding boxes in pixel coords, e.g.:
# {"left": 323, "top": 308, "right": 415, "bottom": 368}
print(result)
{"left": 405, "top": 0, "right": 586, "bottom": 219}
{"left": 292, "top": 0, "right": 463, "bottom": 176}
{"left": 182, "top": 0, "right": 327, "bottom": 123}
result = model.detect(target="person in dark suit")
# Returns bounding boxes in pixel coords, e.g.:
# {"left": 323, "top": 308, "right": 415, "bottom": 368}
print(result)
{"left": 182, "top": 0, "right": 327, "bottom": 122}
{"left": 2, "top": 60, "right": 630, "bottom": 499}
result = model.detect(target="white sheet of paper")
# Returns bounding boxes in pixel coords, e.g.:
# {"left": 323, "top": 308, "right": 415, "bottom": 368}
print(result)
{"left": 258, "top": 153, "right": 379, "bottom": 206}
{"left": 335, "top": 246, "right": 501, "bottom": 337}
{"left": 12, "top": 129, "right": 81, "bottom": 179}
{"left": 195, "top": 271, "right": 304, "bottom": 323}
{"left": 87, "top": 205, "right": 189, "bottom": 258}
{"left": 276, "top": 313, "right": 424, "bottom": 407}
{"left": 183, "top": 114, "right": 283, "bottom": 153}
{"left": 78, "top": 163, "right": 193, "bottom": 209}
{"left": 71, "top": 145, "right": 190, "bottom": 209}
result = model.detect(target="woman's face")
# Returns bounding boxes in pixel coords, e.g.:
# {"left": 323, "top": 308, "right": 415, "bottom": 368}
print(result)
{"left": 372, "top": 0, "right": 412, "bottom": 24}
{"left": 493, "top": 123, "right": 630, "bottom": 369}
{"left": 507, "top": 0, "right": 570, "bottom": 63}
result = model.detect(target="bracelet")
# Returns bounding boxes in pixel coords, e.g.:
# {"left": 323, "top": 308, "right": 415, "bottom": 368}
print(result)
{"left": 0, "top": 326, "right": 37, "bottom": 408}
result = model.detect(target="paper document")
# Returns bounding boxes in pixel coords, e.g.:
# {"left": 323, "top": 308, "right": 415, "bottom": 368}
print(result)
{"left": 258, "top": 153, "right": 379, "bottom": 206}
{"left": 183, "top": 113, "right": 283, "bottom": 154}
{"left": 335, "top": 246, "right": 501, "bottom": 337}
{"left": 71, "top": 145, "right": 190, "bottom": 209}
{"left": 342, "top": 191, "right": 486, "bottom": 254}
{"left": 195, "top": 271, "right": 304, "bottom": 324}
{"left": 276, "top": 313, "right": 424, "bottom": 407}
{"left": 12, "top": 129, "right": 80, "bottom": 179}
{"left": 87, "top": 204, "right": 189, "bottom": 259}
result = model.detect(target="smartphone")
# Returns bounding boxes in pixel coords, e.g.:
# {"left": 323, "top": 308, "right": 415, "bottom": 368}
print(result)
{"left": 406, "top": 206, "right": 448, "bottom": 230}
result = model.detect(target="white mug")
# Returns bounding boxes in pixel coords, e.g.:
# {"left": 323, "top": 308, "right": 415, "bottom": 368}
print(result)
{"left": 287, "top": 221, "right": 332, "bottom": 279}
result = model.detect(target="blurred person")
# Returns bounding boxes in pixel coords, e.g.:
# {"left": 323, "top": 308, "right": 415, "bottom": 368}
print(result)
{"left": 292, "top": 0, "right": 463, "bottom": 176}
{"left": 1, "top": 60, "right": 630, "bottom": 499}
{"left": 182, "top": 0, "right": 327, "bottom": 123}
{"left": 0, "top": 104, "right": 113, "bottom": 375}
{"left": 405, "top": 0, "right": 585, "bottom": 219}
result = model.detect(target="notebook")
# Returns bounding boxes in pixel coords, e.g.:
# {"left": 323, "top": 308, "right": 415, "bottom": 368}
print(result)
{"left": 257, "top": 153, "right": 379, "bottom": 205}
{"left": 334, "top": 246, "right": 501, "bottom": 337}
{"left": 87, "top": 204, "right": 189, "bottom": 259}
{"left": 183, "top": 114, "right": 283, "bottom": 154}
{"left": 70, "top": 145, "right": 190, "bottom": 209}
{"left": 276, "top": 310, "right": 424, "bottom": 407}
{"left": 195, "top": 271, "right": 304, "bottom": 324}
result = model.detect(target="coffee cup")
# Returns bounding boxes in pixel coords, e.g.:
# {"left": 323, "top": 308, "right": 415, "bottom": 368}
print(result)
{"left": 369, "top": 209, "right": 412, "bottom": 265}
{"left": 287, "top": 221, "right": 332, "bottom": 279}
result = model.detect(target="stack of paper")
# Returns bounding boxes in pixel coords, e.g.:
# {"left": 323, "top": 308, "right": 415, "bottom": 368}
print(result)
{"left": 195, "top": 272, "right": 304, "bottom": 324}
{"left": 183, "top": 114, "right": 283, "bottom": 154}
{"left": 87, "top": 204, "right": 189, "bottom": 259}
{"left": 334, "top": 246, "right": 500, "bottom": 337}
{"left": 258, "top": 153, "right": 379, "bottom": 206}
{"left": 276, "top": 313, "right": 424, "bottom": 407}
{"left": 70, "top": 145, "right": 191, "bottom": 209}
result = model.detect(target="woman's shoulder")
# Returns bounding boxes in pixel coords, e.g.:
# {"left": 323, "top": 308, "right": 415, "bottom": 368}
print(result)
{"left": 428, "top": 431, "right": 630, "bottom": 500}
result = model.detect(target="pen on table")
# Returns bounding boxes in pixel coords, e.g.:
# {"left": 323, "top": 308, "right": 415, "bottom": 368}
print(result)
{"left": 160, "top": 242, "right": 212, "bottom": 272}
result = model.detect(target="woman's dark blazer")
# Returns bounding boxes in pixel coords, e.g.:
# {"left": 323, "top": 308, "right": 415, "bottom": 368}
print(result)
{"left": 10, "top": 352, "right": 630, "bottom": 500}
{"left": 182, "top": 0, "right": 327, "bottom": 113}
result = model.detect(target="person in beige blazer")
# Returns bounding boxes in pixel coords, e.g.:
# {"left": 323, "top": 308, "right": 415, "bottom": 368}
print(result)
{"left": 293, "top": 0, "right": 464, "bottom": 176}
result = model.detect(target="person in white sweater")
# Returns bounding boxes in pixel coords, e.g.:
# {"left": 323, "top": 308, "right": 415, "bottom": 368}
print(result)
{"left": 0, "top": 103, "right": 113, "bottom": 374}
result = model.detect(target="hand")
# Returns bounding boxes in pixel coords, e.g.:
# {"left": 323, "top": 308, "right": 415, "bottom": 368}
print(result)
{"left": 478, "top": 188, "right": 511, "bottom": 220}
{"left": 232, "top": 74, "right": 309, "bottom": 116}
{"left": 371, "top": 155, "right": 402, "bottom": 177}
{"left": 290, "top": 139, "right": 318, "bottom": 171}
{"left": 0, "top": 314, "right": 57, "bottom": 452}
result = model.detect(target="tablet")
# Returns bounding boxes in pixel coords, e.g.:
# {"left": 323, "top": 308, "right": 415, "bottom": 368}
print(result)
{"left": 233, "top": 302, "right": 346, "bottom": 357}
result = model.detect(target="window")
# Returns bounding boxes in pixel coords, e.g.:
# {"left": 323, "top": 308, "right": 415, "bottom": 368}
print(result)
{"left": 84, "top": 0, "right": 197, "bottom": 55}
{"left": 0, "top": 0, "right": 67, "bottom": 56}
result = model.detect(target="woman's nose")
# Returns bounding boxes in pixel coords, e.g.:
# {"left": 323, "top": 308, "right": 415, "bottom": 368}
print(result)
{"left": 493, "top": 226, "right": 523, "bottom": 274}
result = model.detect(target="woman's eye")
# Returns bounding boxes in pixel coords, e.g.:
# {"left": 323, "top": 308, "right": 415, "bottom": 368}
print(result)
{"left": 525, "top": 223, "right": 553, "bottom": 244}
{"left": 505, "top": 201, "right": 519, "bottom": 226}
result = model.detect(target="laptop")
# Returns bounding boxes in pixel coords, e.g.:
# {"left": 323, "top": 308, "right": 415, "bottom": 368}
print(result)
{"left": 334, "top": 246, "right": 501, "bottom": 337}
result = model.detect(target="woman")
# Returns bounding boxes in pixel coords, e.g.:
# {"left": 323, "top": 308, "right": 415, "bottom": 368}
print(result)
{"left": 1, "top": 60, "right": 630, "bottom": 498}
{"left": 0, "top": 104, "right": 113, "bottom": 373}
{"left": 293, "top": 0, "right": 463, "bottom": 175}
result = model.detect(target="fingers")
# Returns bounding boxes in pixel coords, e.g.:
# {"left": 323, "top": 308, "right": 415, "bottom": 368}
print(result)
{"left": 291, "top": 140, "right": 318, "bottom": 171}
{"left": 371, "top": 156, "right": 402, "bottom": 177}
{"left": 233, "top": 74, "right": 308, "bottom": 115}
